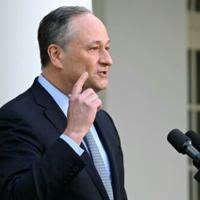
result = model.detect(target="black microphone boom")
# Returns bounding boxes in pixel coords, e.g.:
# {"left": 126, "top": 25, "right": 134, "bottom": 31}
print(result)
{"left": 167, "top": 129, "right": 200, "bottom": 169}
{"left": 184, "top": 130, "right": 200, "bottom": 182}
{"left": 186, "top": 130, "right": 200, "bottom": 151}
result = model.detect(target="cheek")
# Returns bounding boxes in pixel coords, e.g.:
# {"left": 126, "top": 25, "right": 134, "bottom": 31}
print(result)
{"left": 68, "top": 57, "right": 87, "bottom": 74}
{"left": 85, "top": 60, "right": 98, "bottom": 73}
{"left": 66, "top": 52, "right": 98, "bottom": 76}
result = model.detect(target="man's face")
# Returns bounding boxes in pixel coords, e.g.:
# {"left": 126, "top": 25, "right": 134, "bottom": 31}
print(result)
{"left": 60, "top": 13, "right": 113, "bottom": 93}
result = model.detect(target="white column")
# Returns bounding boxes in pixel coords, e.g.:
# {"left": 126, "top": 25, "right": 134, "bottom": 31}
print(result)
{"left": 0, "top": 0, "right": 92, "bottom": 106}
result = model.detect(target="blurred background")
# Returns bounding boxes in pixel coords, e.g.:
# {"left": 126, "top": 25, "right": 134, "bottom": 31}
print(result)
{"left": 0, "top": 0, "right": 199, "bottom": 199}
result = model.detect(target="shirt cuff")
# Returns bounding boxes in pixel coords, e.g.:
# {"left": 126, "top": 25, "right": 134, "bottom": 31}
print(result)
{"left": 60, "top": 134, "right": 84, "bottom": 156}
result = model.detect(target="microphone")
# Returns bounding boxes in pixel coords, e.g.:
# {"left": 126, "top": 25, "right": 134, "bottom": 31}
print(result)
{"left": 186, "top": 130, "right": 200, "bottom": 151}
{"left": 167, "top": 129, "right": 200, "bottom": 169}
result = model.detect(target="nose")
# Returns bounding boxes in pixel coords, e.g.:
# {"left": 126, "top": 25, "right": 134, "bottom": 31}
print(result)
{"left": 99, "top": 50, "right": 113, "bottom": 66}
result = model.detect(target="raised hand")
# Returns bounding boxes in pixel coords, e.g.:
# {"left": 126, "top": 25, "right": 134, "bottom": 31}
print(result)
{"left": 64, "top": 72, "right": 102, "bottom": 144}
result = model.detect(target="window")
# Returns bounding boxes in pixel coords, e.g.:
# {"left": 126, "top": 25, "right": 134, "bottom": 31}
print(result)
{"left": 188, "top": 1, "right": 200, "bottom": 199}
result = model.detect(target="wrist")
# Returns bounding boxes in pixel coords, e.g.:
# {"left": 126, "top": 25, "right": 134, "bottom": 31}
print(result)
{"left": 63, "top": 128, "right": 84, "bottom": 145}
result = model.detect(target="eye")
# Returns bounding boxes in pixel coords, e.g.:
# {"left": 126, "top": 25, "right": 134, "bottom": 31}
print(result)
{"left": 88, "top": 46, "right": 100, "bottom": 54}
{"left": 89, "top": 46, "right": 99, "bottom": 50}
{"left": 105, "top": 46, "right": 110, "bottom": 51}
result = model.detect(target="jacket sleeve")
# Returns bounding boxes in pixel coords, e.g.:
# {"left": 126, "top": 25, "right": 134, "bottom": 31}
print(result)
{"left": 0, "top": 108, "right": 85, "bottom": 200}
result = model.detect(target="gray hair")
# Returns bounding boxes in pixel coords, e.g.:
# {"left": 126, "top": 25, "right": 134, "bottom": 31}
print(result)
{"left": 38, "top": 6, "right": 91, "bottom": 67}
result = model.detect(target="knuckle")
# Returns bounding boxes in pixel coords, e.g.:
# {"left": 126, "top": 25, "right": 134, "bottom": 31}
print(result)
{"left": 96, "top": 99, "right": 102, "bottom": 107}
{"left": 94, "top": 93, "right": 98, "bottom": 99}
{"left": 87, "top": 88, "right": 95, "bottom": 94}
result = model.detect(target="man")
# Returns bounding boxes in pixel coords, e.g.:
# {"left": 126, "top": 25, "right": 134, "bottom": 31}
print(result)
{"left": 0, "top": 6, "right": 127, "bottom": 200}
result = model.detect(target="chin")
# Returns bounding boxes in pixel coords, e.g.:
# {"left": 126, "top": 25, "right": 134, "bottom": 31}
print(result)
{"left": 94, "top": 83, "right": 108, "bottom": 93}
{"left": 86, "top": 80, "right": 108, "bottom": 93}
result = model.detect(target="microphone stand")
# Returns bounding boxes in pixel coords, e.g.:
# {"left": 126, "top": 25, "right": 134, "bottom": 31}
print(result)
{"left": 193, "top": 158, "right": 200, "bottom": 183}
{"left": 194, "top": 169, "right": 200, "bottom": 182}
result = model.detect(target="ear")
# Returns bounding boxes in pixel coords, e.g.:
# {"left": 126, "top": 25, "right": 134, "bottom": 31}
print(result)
{"left": 47, "top": 44, "right": 65, "bottom": 69}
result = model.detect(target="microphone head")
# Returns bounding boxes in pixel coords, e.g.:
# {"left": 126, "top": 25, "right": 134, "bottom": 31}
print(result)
{"left": 186, "top": 130, "right": 200, "bottom": 151}
{"left": 167, "top": 129, "right": 191, "bottom": 154}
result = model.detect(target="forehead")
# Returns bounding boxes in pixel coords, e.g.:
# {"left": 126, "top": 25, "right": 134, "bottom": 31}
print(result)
{"left": 70, "top": 13, "right": 110, "bottom": 44}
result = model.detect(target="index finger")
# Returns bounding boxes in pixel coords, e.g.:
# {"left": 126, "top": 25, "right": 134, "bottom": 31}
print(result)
{"left": 71, "top": 72, "right": 89, "bottom": 95}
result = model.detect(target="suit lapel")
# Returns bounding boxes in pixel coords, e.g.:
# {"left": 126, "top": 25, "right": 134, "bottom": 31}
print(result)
{"left": 44, "top": 109, "right": 67, "bottom": 133}
{"left": 80, "top": 149, "right": 110, "bottom": 200}
{"left": 30, "top": 78, "right": 67, "bottom": 133}
{"left": 94, "top": 111, "right": 121, "bottom": 200}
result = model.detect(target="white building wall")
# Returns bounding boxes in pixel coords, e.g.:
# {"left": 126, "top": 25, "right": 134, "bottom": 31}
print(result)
{"left": 93, "top": 0, "right": 188, "bottom": 199}
{"left": 0, "top": 0, "right": 92, "bottom": 106}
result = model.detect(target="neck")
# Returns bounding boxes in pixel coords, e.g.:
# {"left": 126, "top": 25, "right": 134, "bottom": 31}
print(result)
{"left": 42, "top": 68, "right": 73, "bottom": 95}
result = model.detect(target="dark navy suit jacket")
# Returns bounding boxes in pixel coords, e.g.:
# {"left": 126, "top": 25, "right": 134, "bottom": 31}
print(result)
{"left": 0, "top": 79, "right": 127, "bottom": 200}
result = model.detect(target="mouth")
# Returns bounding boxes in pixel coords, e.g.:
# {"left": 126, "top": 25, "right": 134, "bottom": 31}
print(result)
{"left": 97, "top": 71, "right": 108, "bottom": 78}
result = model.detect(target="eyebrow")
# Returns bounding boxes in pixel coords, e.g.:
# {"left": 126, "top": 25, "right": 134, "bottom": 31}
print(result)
{"left": 90, "top": 40, "right": 111, "bottom": 45}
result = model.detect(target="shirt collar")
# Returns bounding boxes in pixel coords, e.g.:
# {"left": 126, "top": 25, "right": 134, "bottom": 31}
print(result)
{"left": 37, "top": 74, "right": 69, "bottom": 116}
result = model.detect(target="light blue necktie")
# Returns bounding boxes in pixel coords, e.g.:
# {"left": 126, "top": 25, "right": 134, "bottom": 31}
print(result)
{"left": 85, "top": 131, "right": 114, "bottom": 200}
